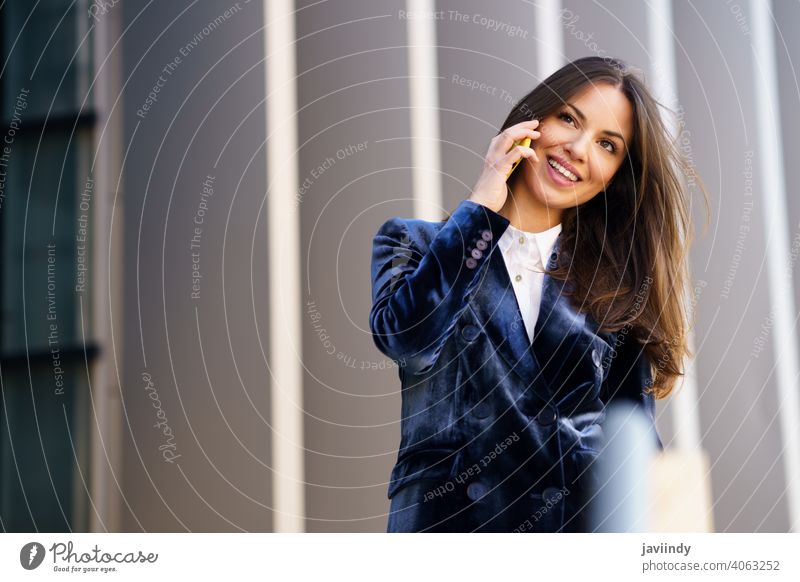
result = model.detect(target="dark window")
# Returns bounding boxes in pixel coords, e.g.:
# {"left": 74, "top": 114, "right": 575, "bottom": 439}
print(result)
{"left": 1, "top": 0, "right": 97, "bottom": 532}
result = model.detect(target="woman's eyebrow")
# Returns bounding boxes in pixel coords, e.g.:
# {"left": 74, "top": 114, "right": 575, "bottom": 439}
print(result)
{"left": 565, "top": 102, "right": 625, "bottom": 142}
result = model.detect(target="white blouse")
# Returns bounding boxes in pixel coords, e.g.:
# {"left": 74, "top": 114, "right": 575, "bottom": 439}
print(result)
{"left": 497, "top": 221, "right": 563, "bottom": 343}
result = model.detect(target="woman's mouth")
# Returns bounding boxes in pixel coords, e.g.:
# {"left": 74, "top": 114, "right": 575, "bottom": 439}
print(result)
{"left": 546, "top": 156, "right": 580, "bottom": 186}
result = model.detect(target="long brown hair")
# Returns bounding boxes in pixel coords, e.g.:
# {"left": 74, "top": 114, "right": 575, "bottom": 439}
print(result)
{"left": 471, "top": 56, "right": 709, "bottom": 399}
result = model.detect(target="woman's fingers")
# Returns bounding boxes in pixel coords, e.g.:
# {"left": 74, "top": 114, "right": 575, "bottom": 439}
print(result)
{"left": 490, "top": 120, "right": 541, "bottom": 160}
{"left": 493, "top": 119, "right": 540, "bottom": 145}
{"left": 469, "top": 120, "right": 541, "bottom": 213}
{"left": 498, "top": 143, "right": 538, "bottom": 173}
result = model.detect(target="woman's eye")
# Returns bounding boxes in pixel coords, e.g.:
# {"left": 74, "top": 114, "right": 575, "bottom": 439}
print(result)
{"left": 601, "top": 139, "right": 617, "bottom": 153}
{"left": 559, "top": 111, "right": 617, "bottom": 153}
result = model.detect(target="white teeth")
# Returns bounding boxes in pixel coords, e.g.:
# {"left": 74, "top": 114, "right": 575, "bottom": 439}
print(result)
{"left": 548, "top": 158, "right": 578, "bottom": 181}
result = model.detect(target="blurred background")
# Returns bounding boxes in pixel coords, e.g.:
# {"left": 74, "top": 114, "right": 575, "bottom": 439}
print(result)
{"left": 1, "top": 0, "right": 799, "bottom": 532}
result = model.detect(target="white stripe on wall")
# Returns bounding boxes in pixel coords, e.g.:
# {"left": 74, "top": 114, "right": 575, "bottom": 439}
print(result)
{"left": 406, "top": 0, "right": 443, "bottom": 220}
{"left": 750, "top": 0, "right": 800, "bottom": 532}
{"left": 647, "top": 0, "right": 703, "bottom": 452}
{"left": 535, "top": 0, "right": 565, "bottom": 80}
{"left": 264, "top": 0, "right": 305, "bottom": 532}
{"left": 90, "top": 1, "right": 124, "bottom": 533}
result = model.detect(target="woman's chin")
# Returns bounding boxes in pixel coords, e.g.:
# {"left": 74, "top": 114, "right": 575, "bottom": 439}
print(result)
{"left": 529, "top": 175, "right": 588, "bottom": 209}
{"left": 515, "top": 166, "right": 576, "bottom": 210}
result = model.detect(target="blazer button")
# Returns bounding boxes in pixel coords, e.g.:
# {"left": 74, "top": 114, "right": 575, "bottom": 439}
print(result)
{"left": 550, "top": 251, "right": 558, "bottom": 262}
{"left": 467, "top": 481, "right": 488, "bottom": 501}
{"left": 474, "top": 401, "right": 491, "bottom": 418}
{"left": 480, "top": 230, "right": 493, "bottom": 241}
{"left": 470, "top": 248, "right": 483, "bottom": 260}
{"left": 591, "top": 348, "right": 601, "bottom": 368}
{"left": 461, "top": 324, "right": 479, "bottom": 342}
{"left": 475, "top": 239, "right": 488, "bottom": 251}
{"left": 465, "top": 257, "right": 478, "bottom": 269}
{"left": 537, "top": 406, "right": 557, "bottom": 425}
{"left": 541, "top": 486, "right": 562, "bottom": 505}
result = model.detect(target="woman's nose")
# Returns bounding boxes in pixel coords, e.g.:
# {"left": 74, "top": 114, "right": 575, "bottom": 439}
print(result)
{"left": 564, "top": 133, "right": 589, "bottom": 161}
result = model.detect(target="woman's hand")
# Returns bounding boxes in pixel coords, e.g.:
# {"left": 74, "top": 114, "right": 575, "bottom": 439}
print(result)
{"left": 468, "top": 120, "right": 541, "bottom": 213}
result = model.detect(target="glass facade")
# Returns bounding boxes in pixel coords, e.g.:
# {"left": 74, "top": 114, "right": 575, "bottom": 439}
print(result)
{"left": 0, "top": 0, "right": 95, "bottom": 532}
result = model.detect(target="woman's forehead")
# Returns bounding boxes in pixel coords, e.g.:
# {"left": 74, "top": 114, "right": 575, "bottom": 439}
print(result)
{"left": 566, "top": 83, "right": 634, "bottom": 143}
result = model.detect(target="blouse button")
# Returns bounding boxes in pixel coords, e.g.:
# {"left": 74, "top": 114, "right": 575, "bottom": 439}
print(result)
{"left": 515, "top": 274, "right": 522, "bottom": 282}
{"left": 519, "top": 236, "right": 525, "bottom": 244}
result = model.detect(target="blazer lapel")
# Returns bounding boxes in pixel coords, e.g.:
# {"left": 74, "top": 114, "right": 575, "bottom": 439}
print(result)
{"left": 532, "top": 234, "right": 589, "bottom": 350}
{"left": 468, "top": 238, "right": 541, "bottom": 384}
{"left": 469, "top": 233, "right": 589, "bottom": 386}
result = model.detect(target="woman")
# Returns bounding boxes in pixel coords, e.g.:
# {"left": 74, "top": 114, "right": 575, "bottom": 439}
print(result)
{"left": 369, "top": 56, "right": 709, "bottom": 532}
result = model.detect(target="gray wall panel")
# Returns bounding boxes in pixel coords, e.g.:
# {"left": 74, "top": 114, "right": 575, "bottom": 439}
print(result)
{"left": 122, "top": 0, "right": 271, "bottom": 531}
{"left": 674, "top": 0, "right": 788, "bottom": 532}
{"left": 296, "top": 0, "right": 412, "bottom": 532}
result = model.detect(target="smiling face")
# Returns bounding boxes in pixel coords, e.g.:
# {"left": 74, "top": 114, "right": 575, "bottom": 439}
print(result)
{"left": 514, "top": 82, "right": 634, "bottom": 221}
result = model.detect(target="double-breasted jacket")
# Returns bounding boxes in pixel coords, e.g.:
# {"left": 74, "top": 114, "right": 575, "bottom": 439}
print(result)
{"left": 369, "top": 199, "right": 662, "bottom": 532}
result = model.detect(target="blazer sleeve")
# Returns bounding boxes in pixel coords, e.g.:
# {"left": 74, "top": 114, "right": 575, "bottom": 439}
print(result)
{"left": 599, "top": 334, "right": 664, "bottom": 451}
{"left": 369, "top": 199, "right": 510, "bottom": 376}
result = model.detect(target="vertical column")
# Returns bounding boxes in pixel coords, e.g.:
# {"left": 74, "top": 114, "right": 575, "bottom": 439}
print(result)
{"left": 647, "top": 0, "right": 703, "bottom": 452}
{"left": 535, "top": 0, "right": 565, "bottom": 79}
{"left": 405, "top": 0, "right": 442, "bottom": 220}
{"left": 264, "top": 0, "right": 305, "bottom": 532}
{"left": 750, "top": 0, "right": 800, "bottom": 532}
{"left": 90, "top": 2, "right": 124, "bottom": 533}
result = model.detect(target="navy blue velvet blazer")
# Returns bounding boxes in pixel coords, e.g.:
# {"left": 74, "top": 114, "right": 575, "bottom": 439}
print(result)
{"left": 369, "top": 199, "right": 662, "bottom": 532}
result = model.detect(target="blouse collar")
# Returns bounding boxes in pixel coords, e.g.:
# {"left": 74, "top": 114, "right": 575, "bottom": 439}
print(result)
{"left": 498, "top": 221, "right": 562, "bottom": 270}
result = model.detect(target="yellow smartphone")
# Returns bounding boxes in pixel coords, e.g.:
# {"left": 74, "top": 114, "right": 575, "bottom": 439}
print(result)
{"left": 506, "top": 137, "right": 532, "bottom": 179}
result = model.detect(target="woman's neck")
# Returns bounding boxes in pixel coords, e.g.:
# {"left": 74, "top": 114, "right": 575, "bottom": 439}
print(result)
{"left": 498, "top": 174, "right": 562, "bottom": 233}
